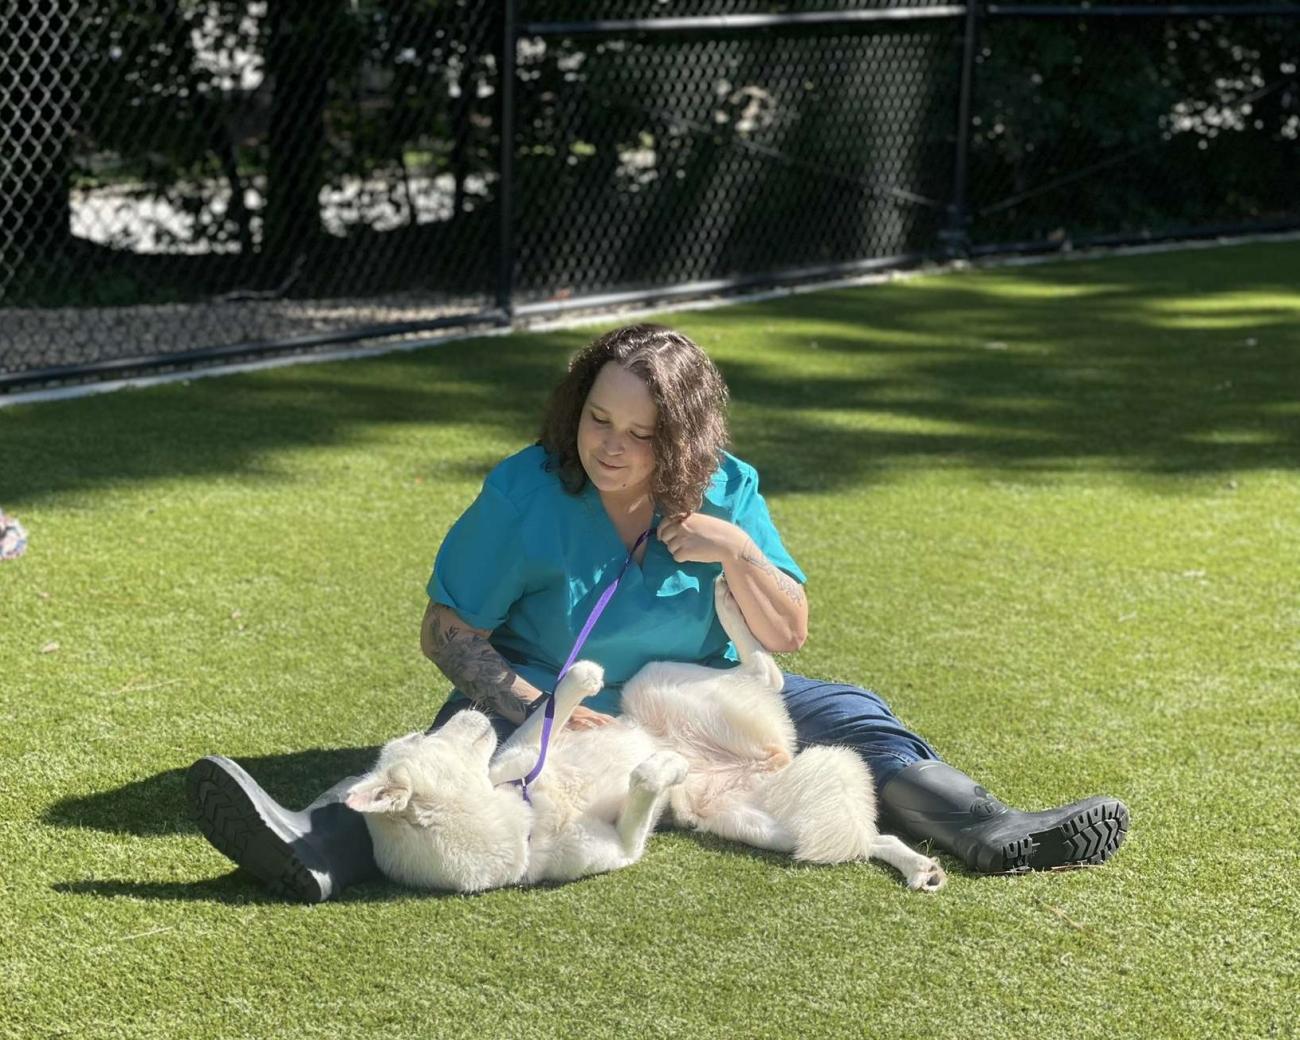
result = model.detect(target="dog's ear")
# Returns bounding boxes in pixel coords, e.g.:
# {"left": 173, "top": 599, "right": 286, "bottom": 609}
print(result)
{"left": 344, "top": 770, "right": 412, "bottom": 814}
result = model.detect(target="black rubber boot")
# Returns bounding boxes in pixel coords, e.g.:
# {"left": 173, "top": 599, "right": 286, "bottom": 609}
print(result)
{"left": 187, "top": 755, "right": 381, "bottom": 902}
{"left": 878, "top": 761, "right": 1129, "bottom": 874}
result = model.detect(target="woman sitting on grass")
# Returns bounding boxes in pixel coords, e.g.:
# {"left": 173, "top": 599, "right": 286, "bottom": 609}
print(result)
{"left": 188, "top": 323, "right": 1129, "bottom": 902}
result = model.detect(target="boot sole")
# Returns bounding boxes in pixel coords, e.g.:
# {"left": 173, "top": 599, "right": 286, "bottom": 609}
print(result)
{"left": 997, "top": 799, "right": 1129, "bottom": 873}
{"left": 187, "top": 756, "right": 329, "bottom": 903}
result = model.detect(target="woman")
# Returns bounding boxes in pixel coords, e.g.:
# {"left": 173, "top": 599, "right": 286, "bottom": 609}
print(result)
{"left": 188, "top": 324, "right": 1128, "bottom": 902}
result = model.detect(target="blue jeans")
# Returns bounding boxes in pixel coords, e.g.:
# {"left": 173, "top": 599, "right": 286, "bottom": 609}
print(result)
{"left": 431, "top": 672, "right": 938, "bottom": 794}
{"left": 779, "top": 673, "right": 939, "bottom": 792}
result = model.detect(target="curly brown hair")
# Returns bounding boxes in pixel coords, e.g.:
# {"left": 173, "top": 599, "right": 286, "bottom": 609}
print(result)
{"left": 539, "top": 324, "right": 730, "bottom": 516}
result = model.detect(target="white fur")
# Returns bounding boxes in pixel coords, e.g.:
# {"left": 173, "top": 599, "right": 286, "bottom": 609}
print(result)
{"left": 347, "top": 576, "right": 946, "bottom": 893}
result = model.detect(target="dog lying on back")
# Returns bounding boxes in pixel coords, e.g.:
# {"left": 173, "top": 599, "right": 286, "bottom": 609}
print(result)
{"left": 345, "top": 576, "right": 946, "bottom": 893}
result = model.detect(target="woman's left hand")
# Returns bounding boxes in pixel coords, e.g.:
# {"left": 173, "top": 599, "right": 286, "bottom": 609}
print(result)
{"left": 566, "top": 705, "right": 616, "bottom": 730}
{"left": 657, "top": 513, "right": 746, "bottom": 566}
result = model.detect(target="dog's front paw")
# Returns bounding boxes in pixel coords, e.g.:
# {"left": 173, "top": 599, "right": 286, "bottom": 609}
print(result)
{"left": 907, "top": 857, "right": 947, "bottom": 893}
{"left": 714, "top": 573, "right": 734, "bottom": 608}
{"left": 714, "top": 574, "right": 745, "bottom": 627}
{"left": 631, "top": 751, "right": 689, "bottom": 794}
{"left": 560, "top": 660, "right": 605, "bottom": 698}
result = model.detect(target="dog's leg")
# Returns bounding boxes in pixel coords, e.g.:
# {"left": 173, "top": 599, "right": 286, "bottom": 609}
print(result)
{"left": 713, "top": 575, "right": 783, "bottom": 690}
{"left": 553, "top": 752, "right": 687, "bottom": 881}
{"left": 615, "top": 751, "right": 687, "bottom": 856}
{"left": 498, "top": 660, "right": 604, "bottom": 758}
{"left": 488, "top": 745, "right": 537, "bottom": 786}
{"left": 698, "top": 802, "right": 798, "bottom": 854}
{"left": 869, "top": 834, "right": 948, "bottom": 892}
{"left": 706, "top": 576, "right": 791, "bottom": 756}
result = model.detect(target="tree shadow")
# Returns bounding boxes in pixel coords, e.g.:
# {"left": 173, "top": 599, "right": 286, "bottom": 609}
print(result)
{"left": 716, "top": 242, "right": 1300, "bottom": 492}
{"left": 2, "top": 241, "right": 1297, "bottom": 509}
{"left": 0, "top": 329, "right": 587, "bottom": 509}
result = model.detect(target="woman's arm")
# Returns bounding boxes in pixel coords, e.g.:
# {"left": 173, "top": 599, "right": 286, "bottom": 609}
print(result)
{"left": 657, "top": 515, "right": 808, "bottom": 653}
{"left": 722, "top": 530, "right": 808, "bottom": 652}
{"left": 420, "top": 602, "right": 615, "bottom": 728}
{"left": 421, "top": 601, "right": 541, "bottom": 724}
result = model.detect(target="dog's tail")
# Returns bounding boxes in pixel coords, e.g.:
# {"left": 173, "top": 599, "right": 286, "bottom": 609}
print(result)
{"left": 761, "top": 746, "right": 878, "bottom": 864}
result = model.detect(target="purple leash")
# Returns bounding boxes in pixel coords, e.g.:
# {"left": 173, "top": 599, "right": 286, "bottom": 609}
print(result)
{"left": 515, "top": 526, "right": 652, "bottom": 802}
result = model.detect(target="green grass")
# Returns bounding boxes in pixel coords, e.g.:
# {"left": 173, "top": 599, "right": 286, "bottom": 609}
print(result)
{"left": 3, "top": 240, "right": 1298, "bottom": 1040}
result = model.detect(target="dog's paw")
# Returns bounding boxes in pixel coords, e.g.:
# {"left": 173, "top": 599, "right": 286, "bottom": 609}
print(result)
{"left": 714, "top": 575, "right": 740, "bottom": 618}
{"left": 561, "top": 660, "right": 605, "bottom": 698}
{"left": 489, "top": 746, "right": 536, "bottom": 786}
{"left": 907, "top": 857, "right": 947, "bottom": 893}
{"left": 631, "top": 751, "right": 689, "bottom": 793}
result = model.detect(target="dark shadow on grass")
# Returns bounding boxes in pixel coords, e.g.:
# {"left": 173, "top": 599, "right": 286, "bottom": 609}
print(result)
{"left": 45, "top": 745, "right": 452, "bottom": 905}
{"left": 53, "top": 848, "right": 767, "bottom": 904}
{"left": 663, "top": 827, "right": 789, "bottom": 867}
{"left": 42, "top": 747, "right": 383, "bottom": 836}
{"left": 714, "top": 243, "right": 1300, "bottom": 492}
{"left": 0, "top": 328, "right": 591, "bottom": 509}
{"left": 2, "top": 241, "right": 1298, "bottom": 508}
{"left": 51, "top": 875, "right": 431, "bottom": 905}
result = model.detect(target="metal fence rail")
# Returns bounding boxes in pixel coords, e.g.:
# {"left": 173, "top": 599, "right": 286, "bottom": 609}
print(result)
{"left": 2, "top": 1, "right": 1297, "bottom": 390}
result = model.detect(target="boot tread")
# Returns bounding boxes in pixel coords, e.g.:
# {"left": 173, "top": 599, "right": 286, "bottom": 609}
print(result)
{"left": 187, "top": 756, "right": 328, "bottom": 903}
{"left": 998, "top": 798, "right": 1129, "bottom": 873}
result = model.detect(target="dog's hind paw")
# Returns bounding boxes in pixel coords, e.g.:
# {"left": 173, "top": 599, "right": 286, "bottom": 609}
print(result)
{"left": 907, "top": 858, "right": 947, "bottom": 893}
{"left": 631, "top": 751, "right": 689, "bottom": 793}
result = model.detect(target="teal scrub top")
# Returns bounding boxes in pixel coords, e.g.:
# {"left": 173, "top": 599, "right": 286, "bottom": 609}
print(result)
{"left": 428, "top": 444, "right": 806, "bottom": 715}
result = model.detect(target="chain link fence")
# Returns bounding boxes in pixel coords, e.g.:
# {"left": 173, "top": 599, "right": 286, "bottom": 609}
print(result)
{"left": 2, "top": 1, "right": 1298, "bottom": 389}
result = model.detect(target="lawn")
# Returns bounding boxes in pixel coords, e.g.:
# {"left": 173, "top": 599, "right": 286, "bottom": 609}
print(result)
{"left": 2, "top": 240, "right": 1297, "bottom": 1040}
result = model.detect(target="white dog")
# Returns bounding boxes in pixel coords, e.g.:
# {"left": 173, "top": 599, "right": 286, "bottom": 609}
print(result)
{"left": 345, "top": 577, "right": 946, "bottom": 893}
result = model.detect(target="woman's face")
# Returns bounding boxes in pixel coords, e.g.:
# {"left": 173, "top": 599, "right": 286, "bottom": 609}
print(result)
{"left": 577, "top": 362, "right": 658, "bottom": 501}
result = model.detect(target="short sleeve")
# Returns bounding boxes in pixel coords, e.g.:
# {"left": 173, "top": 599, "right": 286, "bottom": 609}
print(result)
{"left": 732, "top": 468, "right": 806, "bottom": 584}
{"left": 428, "top": 482, "right": 527, "bottom": 630}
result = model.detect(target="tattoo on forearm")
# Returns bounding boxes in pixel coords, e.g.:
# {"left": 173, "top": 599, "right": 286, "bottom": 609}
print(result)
{"left": 740, "top": 538, "right": 806, "bottom": 607}
{"left": 426, "top": 617, "right": 531, "bottom": 724}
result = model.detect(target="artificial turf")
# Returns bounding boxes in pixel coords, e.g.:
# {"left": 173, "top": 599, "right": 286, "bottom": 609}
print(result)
{"left": 2, "top": 239, "right": 1297, "bottom": 1039}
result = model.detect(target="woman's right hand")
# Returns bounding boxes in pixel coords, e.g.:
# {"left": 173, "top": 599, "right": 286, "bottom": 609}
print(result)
{"left": 565, "top": 705, "right": 616, "bottom": 730}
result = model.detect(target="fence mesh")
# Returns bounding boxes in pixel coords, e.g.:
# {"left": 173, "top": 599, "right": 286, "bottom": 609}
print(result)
{"left": 2, "top": 2, "right": 1297, "bottom": 385}
{"left": 511, "top": 24, "right": 959, "bottom": 301}
{"left": 2, "top": 1, "right": 501, "bottom": 377}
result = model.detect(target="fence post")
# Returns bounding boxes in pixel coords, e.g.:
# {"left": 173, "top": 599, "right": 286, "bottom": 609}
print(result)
{"left": 942, "top": 1, "right": 981, "bottom": 257}
{"left": 497, "top": 0, "right": 518, "bottom": 322}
